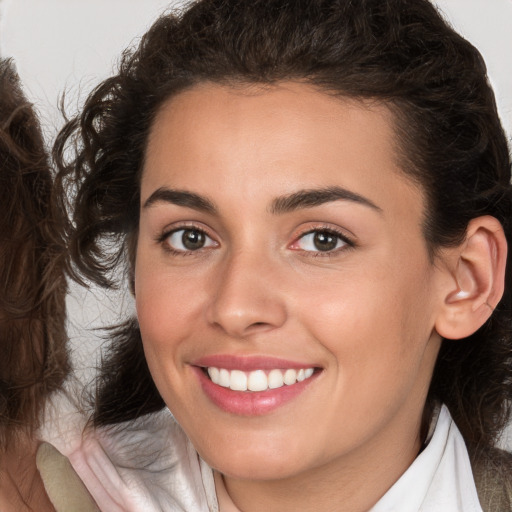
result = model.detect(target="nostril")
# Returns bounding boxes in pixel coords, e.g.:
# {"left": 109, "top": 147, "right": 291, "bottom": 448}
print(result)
{"left": 245, "top": 321, "right": 275, "bottom": 333}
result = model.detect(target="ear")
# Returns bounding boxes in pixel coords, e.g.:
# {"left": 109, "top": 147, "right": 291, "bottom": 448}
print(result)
{"left": 435, "top": 216, "right": 508, "bottom": 340}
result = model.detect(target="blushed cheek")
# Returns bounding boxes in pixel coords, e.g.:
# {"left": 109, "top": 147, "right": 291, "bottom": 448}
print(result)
{"left": 299, "top": 278, "right": 391, "bottom": 339}
{"left": 135, "top": 266, "right": 209, "bottom": 367}
{"left": 300, "top": 269, "right": 432, "bottom": 374}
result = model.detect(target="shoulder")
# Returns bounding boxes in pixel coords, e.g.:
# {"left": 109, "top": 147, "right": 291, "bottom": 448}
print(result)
{"left": 470, "top": 446, "right": 512, "bottom": 512}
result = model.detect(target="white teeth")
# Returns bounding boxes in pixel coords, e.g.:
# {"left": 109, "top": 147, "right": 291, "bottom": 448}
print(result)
{"left": 219, "top": 368, "right": 230, "bottom": 387}
{"left": 230, "top": 370, "right": 248, "bottom": 391}
{"left": 206, "top": 366, "right": 315, "bottom": 391}
{"left": 268, "top": 369, "right": 284, "bottom": 389}
{"left": 283, "top": 369, "right": 297, "bottom": 385}
{"left": 208, "top": 367, "right": 220, "bottom": 384}
{"left": 247, "top": 370, "right": 267, "bottom": 391}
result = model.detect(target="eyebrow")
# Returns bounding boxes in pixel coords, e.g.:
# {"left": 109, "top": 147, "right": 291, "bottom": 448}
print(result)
{"left": 143, "top": 187, "right": 217, "bottom": 213}
{"left": 269, "top": 186, "right": 382, "bottom": 214}
{"left": 142, "top": 185, "right": 381, "bottom": 215}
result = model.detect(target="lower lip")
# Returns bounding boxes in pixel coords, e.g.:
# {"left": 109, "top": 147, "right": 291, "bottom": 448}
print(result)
{"left": 193, "top": 367, "right": 319, "bottom": 416}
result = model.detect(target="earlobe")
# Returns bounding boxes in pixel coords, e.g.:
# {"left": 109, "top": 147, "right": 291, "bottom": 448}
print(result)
{"left": 435, "top": 216, "right": 507, "bottom": 340}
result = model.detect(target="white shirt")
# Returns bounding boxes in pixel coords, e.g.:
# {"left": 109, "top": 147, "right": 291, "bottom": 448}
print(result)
{"left": 370, "top": 405, "right": 482, "bottom": 512}
{"left": 48, "top": 405, "right": 483, "bottom": 511}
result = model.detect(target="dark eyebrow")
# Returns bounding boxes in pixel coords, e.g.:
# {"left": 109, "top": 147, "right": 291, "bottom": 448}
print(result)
{"left": 143, "top": 187, "right": 216, "bottom": 213}
{"left": 143, "top": 185, "right": 380, "bottom": 216}
{"left": 270, "top": 186, "right": 382, "bottom": 214}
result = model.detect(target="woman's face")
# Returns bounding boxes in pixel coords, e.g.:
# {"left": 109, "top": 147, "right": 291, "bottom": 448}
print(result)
{"left": 135, "top": 82, "right": 448, "bottom": 480}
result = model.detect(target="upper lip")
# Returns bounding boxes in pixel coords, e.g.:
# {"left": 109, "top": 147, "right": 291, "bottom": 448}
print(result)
{"left": 192, "top": 354, "right": 320, "bottom": 371}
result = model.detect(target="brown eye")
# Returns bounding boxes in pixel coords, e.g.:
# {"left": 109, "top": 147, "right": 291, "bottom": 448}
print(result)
{"left": 182, "top": 229, "right": 205, "bottom": 250}
{"left": 312, "top": 231, "right": 338, "bottom": 251}
{"left": 293, "top": 229, "right": 349, "bottom": 253}
{"left": 165, "top": 228, "right": 217, "bottom": 252}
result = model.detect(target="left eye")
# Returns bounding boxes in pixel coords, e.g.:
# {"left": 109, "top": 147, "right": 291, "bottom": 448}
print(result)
{"left": 294, "top": 230, "right": 348, "bottom": 252}
{"left": 164, "top": 228, "right": 217, "bottom": 252}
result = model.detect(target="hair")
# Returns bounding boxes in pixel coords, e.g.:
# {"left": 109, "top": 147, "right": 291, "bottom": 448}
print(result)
{"left": 0, "top": 59, "right": 69, "bottom": 449}
{"left": 55, "top": 0, "right": 512, "bottom": 450}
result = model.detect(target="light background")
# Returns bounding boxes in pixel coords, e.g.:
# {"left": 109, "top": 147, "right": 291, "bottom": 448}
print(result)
{"left": 0, "top": 0, "right": 511, "bottom": 446}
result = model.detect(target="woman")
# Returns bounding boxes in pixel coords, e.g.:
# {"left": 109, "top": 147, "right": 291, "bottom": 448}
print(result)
{"left": 56, "top": 0, "right": 512, "bottom": 510}
{"left": 0, "top": 58, "right": 98, "bottom": 512}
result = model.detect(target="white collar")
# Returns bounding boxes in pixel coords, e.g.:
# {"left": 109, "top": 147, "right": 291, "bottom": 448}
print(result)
{"left": 370, "top": 404, "right": 482, "bottom": 512}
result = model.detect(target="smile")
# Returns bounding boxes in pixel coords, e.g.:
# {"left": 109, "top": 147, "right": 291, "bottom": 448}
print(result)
{"left": 193, "top": 356, "right": 321, "bottom": 415}
{"left": 207, "top": 367, "right": 315, "bottom": 392}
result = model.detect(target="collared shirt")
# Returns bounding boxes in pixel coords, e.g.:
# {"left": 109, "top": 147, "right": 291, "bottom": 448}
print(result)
{"left": 370, "top": 405, "right": 482, "bottom": 512}
{"left": 48, "top": 405, "right": 484, "bottom": 511}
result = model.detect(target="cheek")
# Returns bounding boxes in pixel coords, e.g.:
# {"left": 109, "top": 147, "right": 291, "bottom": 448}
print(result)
{"left": 137, "top": 292, "right": 191, "bottom": 355}
{"left": 135, "top": 237, "right": 203, "bottom": 326}
{"left": 134, "top": 273, "right": 198, "bottom": 414}
{"left": 134, "top": 251, "right": 218, "bottom": 403}
{"left": 296, "top": 268, "right": 439, "bottom": 440}
{"left": 294, "top": 256, "right": 437, "bottom": 378}
{"left": 134, "top": 250, "right": 195, "bottom": 371}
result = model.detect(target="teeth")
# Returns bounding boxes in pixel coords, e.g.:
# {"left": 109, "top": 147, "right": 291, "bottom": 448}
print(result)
{"left": 268, "top": 369, "right": 284, "bottom": 389}
{"left": 283, "top": 369, "right": 297, "bottom": 385}
{"left": 230, "top": 370, "right": 247, "bottom": 391}
{"left": 206, "top": 366, "right": 315, "bottom": 391}
{"left": 248, "top": 370, "right": 268, "bottom": 391}
{"left": 208, "top": 366, "right": 220, "bottom": 384}
{"left": 219, "top": 368, "right": 230, "bottom": 387}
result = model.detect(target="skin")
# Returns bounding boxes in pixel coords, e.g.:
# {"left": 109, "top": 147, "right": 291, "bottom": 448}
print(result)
{"left": 135, "top": 82, "right": 454, "bottom": 511}
{"left": 0, "top": 439, "right": 55, "bottom": 512}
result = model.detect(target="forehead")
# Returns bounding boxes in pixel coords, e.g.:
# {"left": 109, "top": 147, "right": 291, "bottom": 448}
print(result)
{"left": 142, "top": 82, "right": 424, "bottom": 219}
{"left": 147, "top": 82, "right": 396, "bottom": 162}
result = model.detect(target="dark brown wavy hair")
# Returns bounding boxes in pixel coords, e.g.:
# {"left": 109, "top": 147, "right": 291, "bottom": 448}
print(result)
{"left": 55, "top": 0, "right": 512, "bottom": 450}
{"left": 0, "top": 59, "right": 69, "bottom": 449}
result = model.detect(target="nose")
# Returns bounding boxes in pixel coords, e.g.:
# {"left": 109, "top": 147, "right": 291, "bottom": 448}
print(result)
{"left": 206, "top": 250, "right": 287, "bottom": 338}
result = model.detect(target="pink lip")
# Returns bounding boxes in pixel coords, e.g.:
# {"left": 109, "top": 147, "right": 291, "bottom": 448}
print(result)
{"left": 193, "top": 354, "right": 316, "bottom": 371}
{"left": 191, "top": 355, "right": 321, "bottom": 416}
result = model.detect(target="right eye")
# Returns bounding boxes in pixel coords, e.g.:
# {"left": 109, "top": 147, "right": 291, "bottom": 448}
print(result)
{"left": 164, "top": 228, "right": 217, "bottom": 253}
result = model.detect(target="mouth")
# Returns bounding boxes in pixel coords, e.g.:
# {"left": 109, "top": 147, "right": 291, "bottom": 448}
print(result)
{"left": 192, "top": 356, "right": 322, "bottom": 415}
{"left": 205, "top": 366, "right": 316, "bottom": 392}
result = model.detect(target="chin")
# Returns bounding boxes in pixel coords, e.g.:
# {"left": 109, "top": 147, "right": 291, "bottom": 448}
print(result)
{"left": 197, "top": 438, "right": 311, "bottom": 481}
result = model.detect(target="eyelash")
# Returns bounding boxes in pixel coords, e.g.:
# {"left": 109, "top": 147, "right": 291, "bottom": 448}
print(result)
{"left": 157, "top": 224, "right": 218, "bottom": 256}
{"left": 157, "top": 224, "right": 356, "bottom": 257}
{"left": 291, "top": 226, "right": 355, "bottom": 257}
